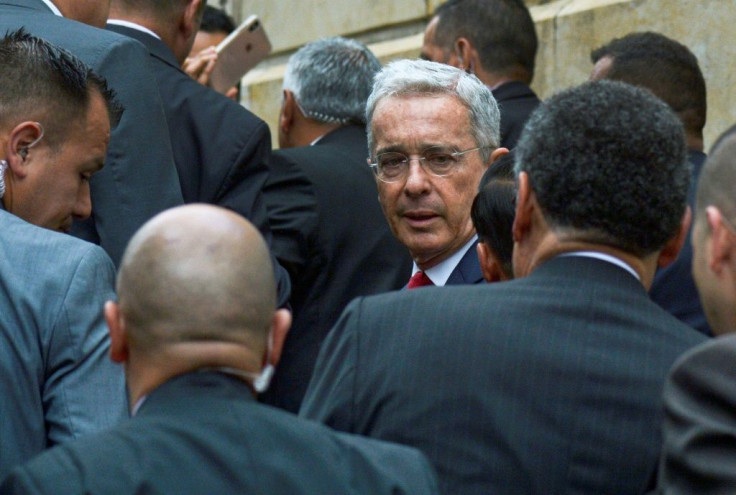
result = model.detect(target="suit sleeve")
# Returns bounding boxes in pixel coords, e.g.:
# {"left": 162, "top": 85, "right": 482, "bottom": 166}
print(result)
{"left": 71, "top": 36, "right": 183, "bottom": 266}
{"left": 299, "top": 298, "right": 362, "bottom": 432}
{"left": 657, "top": 338, "right": 736, "bottom": 494}
{"left": 261, "top": 150, "right": 319, "bottom": 282}
{"left": 43, "top": 245, "right": 127, "bottom": 446}
{"left": 215, "top": 119, "right": 291, "bottom": 308}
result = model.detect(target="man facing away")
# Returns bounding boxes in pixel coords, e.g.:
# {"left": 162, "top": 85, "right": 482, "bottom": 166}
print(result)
{"left": 0, "top": 205, "right": 439, "bottom": 495}
{"left": 0, "top": 29, "right": 126, "bottom": 479}
{"left": 366, "top": 59, "right": 508, "bottom": 289}
{"left": 591, "top": 31, "right": 711, "bottom": 335}
{"left": 0, "top": 0, "right": 184, "bottom": 265}
{"left": 656, "top": 124, "right": 736, "bottom": 494}
{"left": 106, "top": 0, "right": 290, "bottom": 307}
{"left": 260, "top": 37, "right": 411, "bottom": 413}
{"left": 300, "top": 72, "right": 706, "bottom": 494}
{"left": 421, "top": 0, "right": 540, "bottom": 149}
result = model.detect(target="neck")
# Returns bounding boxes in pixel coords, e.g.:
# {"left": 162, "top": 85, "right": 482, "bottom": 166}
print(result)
{"left": 686, "top": 133, "right": 704, "bottom": 152}
{"left": 109, "top": 10, "right": 182, "bottom": 60}
{"left": 125, "top": 341, "right": 264, "bottom": 410}
{"left": 282, "top": 121, "right": 342, "bottom": 148}
{"left": 519, "top": 233, "right": 657, "bottom": 289}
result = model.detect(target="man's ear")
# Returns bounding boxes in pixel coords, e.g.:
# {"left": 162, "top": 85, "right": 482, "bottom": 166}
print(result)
{"left": 267, "top": 308, "right": 292, "bottom": 367}
{"left": 454, "top": 37, "right": 475, "bottom": 73}
{"left": 512, "top": 171, "right": 533, "bottom": 243}
{"left": 279, "top": 90, "right": 296, "bottom": 137}
{"left": 105, "top": 301, "right": 129, "bottom": 364}
{"left": 181, "top": 0, "right": 204, "bottom": 42}
{"left": 705, "top": 206, "right": 735, "bottom": 275}
{"left": 657, "top": 206, "right": 692, "bottom": 268}
{"left": 6, "top": 121, "right": 44, "bottom": 177}
{"left": 488, "top": 147, "right": 509, "bottom": 167}
{"left": 477, "top": 242, "right": 506, "bottom": 283}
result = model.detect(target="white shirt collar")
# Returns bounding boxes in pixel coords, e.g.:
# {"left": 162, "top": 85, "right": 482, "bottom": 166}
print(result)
{"left": 412, "top": 235, "right": 478, "bottom": 287}
{"left": 40, "top": 0, "right": 62, "bottom": 16}
{"left": 558, "top": 251, "right": 640, "bottom": 281}
{"left": 107, "top": 19, "right": 161, "bottom": 40}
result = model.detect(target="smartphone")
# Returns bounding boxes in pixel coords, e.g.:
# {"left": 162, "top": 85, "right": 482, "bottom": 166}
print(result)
{"left": 210, "top": 15, "right": 272, "bottom": 94}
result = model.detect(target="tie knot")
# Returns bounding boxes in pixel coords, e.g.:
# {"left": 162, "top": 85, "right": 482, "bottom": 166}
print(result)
{"left": 407, "top": 271, "right": 434, "bottom": 289}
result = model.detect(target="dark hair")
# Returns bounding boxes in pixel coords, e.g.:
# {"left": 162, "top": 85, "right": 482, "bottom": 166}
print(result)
{"left": 200, "top": 5, "right": 236, "bottom": 34}
{"left": 515, "top": 80, "right": 690, "bottom": 257}
{"left": 471, "top": 160, "right": 516, "bottom": 278}
{"left": 0, "top": 28, "right": 122, "bottom": 148}
{"left": 590, "top": 32, "right": 706, "bottom": 138}
{"left": 433, "top": 0, "right": 537, "bottom": 83}
{"left": 695, "top": 124, "right": 736, "bottom": 224}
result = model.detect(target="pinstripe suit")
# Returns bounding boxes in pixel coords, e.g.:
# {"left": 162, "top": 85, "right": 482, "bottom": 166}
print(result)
{"left": 301, "top": 255, "right": 706, "bottom": 495}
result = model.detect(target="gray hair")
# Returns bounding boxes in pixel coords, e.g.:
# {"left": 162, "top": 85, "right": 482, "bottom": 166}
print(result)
{"left": 282, "top": 36, "right": 381, "bottom": 126}
{"left": 366, "top": 59, "right": 501, "bottom": 162}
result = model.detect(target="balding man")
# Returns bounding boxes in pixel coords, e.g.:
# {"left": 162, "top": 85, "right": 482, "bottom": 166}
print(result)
{"left": 106, "top": 0, "right": 290, "bottom": 307}
{"left": 656, "top": 125, "right": 736, "bottom": 493}
{"left": 0, "top": 0, "right": 183, "bottom": 265}
{"left": 0, "top": 29, "right": 126, "bottom": 479}
{"left": 0, "top": 205, "right": 439, "bottom": 495}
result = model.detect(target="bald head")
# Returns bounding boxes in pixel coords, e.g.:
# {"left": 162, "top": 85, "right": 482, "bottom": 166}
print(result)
{"left": 117, "top": 205, "right": 275, "bottom": 352}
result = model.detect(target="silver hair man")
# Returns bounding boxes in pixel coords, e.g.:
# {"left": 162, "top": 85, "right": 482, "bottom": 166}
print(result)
{"left": 366, "top": 58, "right": 500, "bottom": 163}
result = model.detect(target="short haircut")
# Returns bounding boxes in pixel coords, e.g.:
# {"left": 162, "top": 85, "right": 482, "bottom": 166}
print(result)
{"left": 113, "top": 0, "right": 205, "bottom": 24}
{"left": 515, "top": 80, "right": 690, "bottom": 257}
{"left": 591, "top": 32, "right": 706, "bottom": 138}
{"left": 366, "top": 59, "right": 501, "bottom": 162}
{"left": 433, "top": 0, "right": 537, "bottom": 83}
{"left": 282, "top": 37, "right": 381, "bottom": 126}
{"left": 472, "top": 152, "right": 516, "bottom": 278}
{"left": 695, "top": 124, "right": 736, "bottom": 225}
{"left": 0, "top": 29, "right": 122, "bottom": 149}
{"left": 199, "top": 5, "right": 235, "bottom": 34}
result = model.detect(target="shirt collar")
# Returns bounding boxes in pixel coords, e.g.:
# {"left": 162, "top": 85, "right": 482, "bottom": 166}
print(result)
{"left": 412, "top": 235, "right": 477, "bottom": 287}
{"left": 558, "top": 251, "right": 640, "bottom": 281}
{"left": 40, "top": 0, "right": 62, "bottom": 16}
{"left": 107, "top": 19, "right": 161, "bottom": 40}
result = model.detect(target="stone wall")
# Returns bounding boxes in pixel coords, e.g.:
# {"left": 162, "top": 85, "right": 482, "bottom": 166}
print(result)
{"left": 211, "top": 0, "right": 735, "bottom": 150}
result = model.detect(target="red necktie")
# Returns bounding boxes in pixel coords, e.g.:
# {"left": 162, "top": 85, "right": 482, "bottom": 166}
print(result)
{"left": 407, "top": 271, "right": 434, "bottom": 289}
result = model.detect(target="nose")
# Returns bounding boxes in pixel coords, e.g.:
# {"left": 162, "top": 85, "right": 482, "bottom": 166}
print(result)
{"left": 73, "top": 183, "right": 92, "bottom": 220}
{"left": 403, "top": 157, "right": 432, "bottom": 196}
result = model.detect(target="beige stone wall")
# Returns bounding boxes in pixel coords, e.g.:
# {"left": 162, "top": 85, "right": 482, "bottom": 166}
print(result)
{"left": 216, "top": 0, "right": 734, "bottom": 150}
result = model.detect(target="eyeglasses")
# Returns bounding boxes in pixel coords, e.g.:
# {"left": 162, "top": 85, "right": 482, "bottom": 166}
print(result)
{"left": 368, "top": 146, "right": 487, "bottom": 183}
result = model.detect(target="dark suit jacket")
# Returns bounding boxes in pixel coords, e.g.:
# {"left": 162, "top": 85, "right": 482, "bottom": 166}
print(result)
{"left": 656, "top": 336, "right": 736, "bottom": 494}
{"left": 492, "top": 81, "right": 541, "bottom": 149}
{"left": 0, "top": 0, "right": 184, "bottom": 266}
{"left": 0, "top": 372, "right": 439, "bottom": 494}
{"left": 106, "top": 24, "right": 290, "bottom": 307}
{"left": 650, "top": 150, "right": 711, "bottom": 335}
{"left": 301, "top": 256, "right": 706, "bottom": 495}
{"left": 260, "top": 125, "right": 411, "bottom": 412}
{"left": 446, "top": 240, "right": 484, "bottom": 285}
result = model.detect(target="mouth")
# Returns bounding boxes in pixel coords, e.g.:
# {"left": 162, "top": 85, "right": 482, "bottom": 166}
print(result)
{"left": 402, "top": 210, "right": 440, "bottom": 228}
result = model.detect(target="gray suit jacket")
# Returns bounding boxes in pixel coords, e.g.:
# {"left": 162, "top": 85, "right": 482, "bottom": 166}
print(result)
{"left": 0, "top": 0, "right": 183, "bottom": 265}
{"left": 1, "top": 372, "right": 439, "bottom": 495}
{"left": 0, "top": 210, "right": 126, "bottom": 480}
{"left": 656, "top": 335, "right": 736, "bottom": 494}
{"left": 301, "top": 255, "right": 706, "bottom": 495}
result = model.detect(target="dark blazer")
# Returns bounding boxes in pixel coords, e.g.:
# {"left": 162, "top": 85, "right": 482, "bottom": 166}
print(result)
{"left": 650, "top": 150, "right": 711, "bottom": 335}
{"left": 492, "top": 81, "right": 541, "bottom": 149}
{"left": 446, "top": 240, "right": 484, "bottom": 285}
{"left": 656, "top": 336, "right": 736, "bottom": 494}
{"left": 301, "top": 256, "right": 706, "bottom": 495}
{"left": 0, "top": 372, "right": 440, "bottom": 495}
{"left": 106, "top": 24, "right": 290, "bottom": 307}
{"left": 260, "top": 125, "right": 411, "bottom": 412}
{"left": 0, "top": 0, "right": 184, "bottom": 266}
